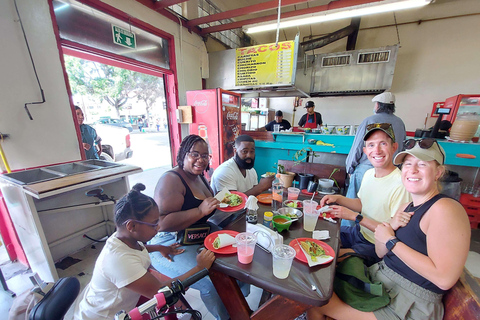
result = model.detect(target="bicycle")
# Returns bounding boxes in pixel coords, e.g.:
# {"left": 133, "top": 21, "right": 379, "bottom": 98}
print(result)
{"left": 114, "top": 268, "right": 209, "bottom": 320}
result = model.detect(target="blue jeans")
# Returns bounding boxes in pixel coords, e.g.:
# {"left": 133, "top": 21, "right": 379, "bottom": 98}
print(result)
{"left": 148, "top": 232, "right": 250, "bottom": 320}
{"left": 340, "top": 224, "right": 380, "bottom": 263}
{"left": 343, "top": 163, "right": 373, "bottom": 227}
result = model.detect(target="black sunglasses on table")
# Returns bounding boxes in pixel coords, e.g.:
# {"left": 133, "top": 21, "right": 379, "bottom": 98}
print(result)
{"left": 403, "top": 138, "right": 445, "bottom": 164}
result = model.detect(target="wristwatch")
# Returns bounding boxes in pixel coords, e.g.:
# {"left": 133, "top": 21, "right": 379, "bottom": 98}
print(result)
{"left": 386, "top": 237, "right": 400, "bottom": 251}
{"left": 355, "top": 214, "right": 363, "bottom": 224}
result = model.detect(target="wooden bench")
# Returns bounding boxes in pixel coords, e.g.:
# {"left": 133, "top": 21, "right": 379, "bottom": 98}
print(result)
{"left": 277, "top": 160, "right": 347, "bottom": 190}
{"left": 443, "top": 268, "right": 480, "bottom": 319}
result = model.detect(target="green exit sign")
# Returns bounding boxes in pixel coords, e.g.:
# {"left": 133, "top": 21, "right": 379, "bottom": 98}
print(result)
{"left": 112, "top": 25, "right": 136, "bottom": 49}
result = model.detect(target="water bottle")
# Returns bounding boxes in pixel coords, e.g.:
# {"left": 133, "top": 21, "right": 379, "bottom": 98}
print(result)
{"left": 272, "top": 174, "right": 283, "bottom": 213}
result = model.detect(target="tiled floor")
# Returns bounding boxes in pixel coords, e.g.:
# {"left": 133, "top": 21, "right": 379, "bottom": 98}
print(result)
{"left": 0, "top": 240, "right": 262, "bottom": 320}
{"left": 2, "top": 223, "right": 479, "bottom": 319}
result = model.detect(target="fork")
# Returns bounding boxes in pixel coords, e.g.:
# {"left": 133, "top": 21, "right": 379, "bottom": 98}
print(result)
{"left": 311, "top": 284, "right": 323, "bottom": 298}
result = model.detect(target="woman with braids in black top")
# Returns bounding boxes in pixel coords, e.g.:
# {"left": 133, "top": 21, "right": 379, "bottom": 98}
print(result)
{"left": 74, "top": 183, "right": 215, "bottom": 320}
{"left": 149, "top": 134, "right": 248, "bottom": 320}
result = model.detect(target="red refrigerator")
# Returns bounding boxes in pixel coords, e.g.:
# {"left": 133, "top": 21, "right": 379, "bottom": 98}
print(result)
{"left": 187, "top": 89, "right": 241, "bottom": 178}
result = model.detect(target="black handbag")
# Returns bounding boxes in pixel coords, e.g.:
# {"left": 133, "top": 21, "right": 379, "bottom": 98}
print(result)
{"left": 179, "top": 223, "right": 211, "bottom": 245}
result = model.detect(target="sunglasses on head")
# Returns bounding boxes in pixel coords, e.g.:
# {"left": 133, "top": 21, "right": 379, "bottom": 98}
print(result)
{"left": 403, "top": 138, "right": 445, "bottom": 163}
{"left": 123, "top": 219, "right": 160, "bottom": 229}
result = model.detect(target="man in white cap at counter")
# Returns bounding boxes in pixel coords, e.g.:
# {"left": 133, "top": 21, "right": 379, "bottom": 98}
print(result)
{"left": 345, "top": 92, "right": 406, "bottom": 219}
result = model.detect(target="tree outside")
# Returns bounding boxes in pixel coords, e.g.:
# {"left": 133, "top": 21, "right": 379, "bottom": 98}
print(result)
{"left": 64, "top": 55, "right": 166, "bottom": 127}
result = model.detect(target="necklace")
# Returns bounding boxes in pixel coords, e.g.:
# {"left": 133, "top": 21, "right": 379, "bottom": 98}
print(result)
{"left": 405, "top": 194, "right": 437, "bottom": 214}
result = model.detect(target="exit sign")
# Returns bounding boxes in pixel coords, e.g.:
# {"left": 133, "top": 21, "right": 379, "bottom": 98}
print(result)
{"left": 112, "top": 25, "right": 136, "bottom": 49}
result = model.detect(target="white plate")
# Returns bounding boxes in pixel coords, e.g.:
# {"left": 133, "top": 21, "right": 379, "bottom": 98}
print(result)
{"left": 318, "top": 190, "right": 335, "bottom": 195}
{"left": 261, "top": 172, "right": 275, "bottom": 178}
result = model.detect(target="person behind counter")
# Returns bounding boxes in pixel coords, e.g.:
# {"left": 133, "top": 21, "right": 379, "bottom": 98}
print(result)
{"left": 259, "top": 110, "right": 291, "bottom": 131}
{"left": 210, "top": 134, "right": 275, "bottom": 196}
{"left": 149, "top": 134, "right": 247, "bottom": 320}
{"left": 75, "top": 106, "right": 102, "bottom": 160}
{"left": 320, "top": 123, "right": 410, "bottom": 264}
{"left": 345, "top": 92, "right": 406, "bottom": 201}
{"left": 73, "top": 183, "right": 215, "bottom": 320}
{"left": 298, "top": 100, "right": 323, "bottom": 129}
{"left": 307, "top": 138, "right": 470, "bottom": 320}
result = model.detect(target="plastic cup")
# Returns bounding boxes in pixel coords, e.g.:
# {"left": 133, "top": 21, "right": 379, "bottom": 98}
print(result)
{"left": 287, "top": 187, "right": 300, "bottom": 200}
{"left": 303, "top": 200, "right": 319, "bottom": 232}
{"left": 303, "top": 200, "right": 318, "bottom": 215}
{"left": 272, "top": 244, "right": 296, "bottom": 279}
{"left": 273, "top": 124, "right": 280, "bottom": 132}
{"left": 304, "top": 210, "right": 320, "bottom": 232}
{"left": 235, "top": 232, "right": 257, "bottom": 264}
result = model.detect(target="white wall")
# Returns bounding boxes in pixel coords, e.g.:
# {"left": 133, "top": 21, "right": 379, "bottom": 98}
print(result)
{"left": 243, "top": 0, "right": 480, "bottom": 132}
{"left": 0, "top": 0, "right": 207, "bottom": 172}
{"left": 1, "top": 0, "right": 80, "bottom": 171}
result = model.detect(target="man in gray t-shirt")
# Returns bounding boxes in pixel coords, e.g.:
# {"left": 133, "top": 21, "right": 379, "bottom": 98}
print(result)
{"left": 345, "top": 92, "right": 406, "bottom": 208}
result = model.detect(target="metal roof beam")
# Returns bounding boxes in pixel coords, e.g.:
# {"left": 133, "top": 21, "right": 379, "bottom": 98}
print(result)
{"left": 187, "top": 0, "right": 313, "bottom": 27}
{"left": 199, "top": 0, "right": 382, "bottom": 35}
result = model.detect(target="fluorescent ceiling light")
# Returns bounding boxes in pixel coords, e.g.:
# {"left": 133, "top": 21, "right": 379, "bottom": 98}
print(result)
{"left": 244, "top": 0, "right": 433, "bottom": 34}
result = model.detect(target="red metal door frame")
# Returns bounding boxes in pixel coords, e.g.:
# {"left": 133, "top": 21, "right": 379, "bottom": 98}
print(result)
{"left": 48, "top": 0, "right": 182, "bottom": 167}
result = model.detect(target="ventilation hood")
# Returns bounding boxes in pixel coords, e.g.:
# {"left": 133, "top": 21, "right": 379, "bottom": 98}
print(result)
{"left": 310, "top": 45, "right": 398, "bottom": 96}
{"left": 207, "top": 43, "right": 398, "bottom": 97}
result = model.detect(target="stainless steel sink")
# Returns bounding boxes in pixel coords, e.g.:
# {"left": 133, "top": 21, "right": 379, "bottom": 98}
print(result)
{"left": 45, "top": 163, "right": 97, "bottom": 175}
{"left": 0, "top": 160, "right": 122, "bottom": 185}
{"left": 0, "top": 168, "right": 65, "bottom": 185}
{"left": 79, "top": 159, "right": 121, "bottom": 169}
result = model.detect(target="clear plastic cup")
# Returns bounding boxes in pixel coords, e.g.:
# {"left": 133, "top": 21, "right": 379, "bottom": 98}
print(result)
{"left": 235, "top": 232, "right": 257, "bottom": 264}
{"left": 303, "top": 200, "right": 318, "bottom": 214}
{"left": 273, "top": 124, "right": 281, "bottom": 132}
{"left": 287, "top": 187, "right": 300, "bottom": 200}
{"left": 272, "top": 244, "right": 296, "bottom": 279}
{"left": 303, "top": 200, "right": 319, "bottom": 232}
{"left": 304, "top": 210, "right": 320, "bottom": 232}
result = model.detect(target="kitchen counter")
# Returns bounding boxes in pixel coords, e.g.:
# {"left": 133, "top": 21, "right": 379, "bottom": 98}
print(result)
{"left": 247, "top": 132, "right": 480, "bottom": 183}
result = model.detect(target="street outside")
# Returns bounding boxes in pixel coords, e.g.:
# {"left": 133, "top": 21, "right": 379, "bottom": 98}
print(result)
{"left": 118, "top": 126, "right": 173, "bottom": 197}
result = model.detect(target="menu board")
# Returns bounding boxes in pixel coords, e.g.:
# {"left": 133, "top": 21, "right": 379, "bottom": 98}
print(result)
{"left": 235, "top": 41, "right": 295, "bottom": 87}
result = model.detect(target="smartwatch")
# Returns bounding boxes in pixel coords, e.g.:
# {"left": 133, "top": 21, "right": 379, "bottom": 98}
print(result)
{"left": 386, "top": 237, "right": 400, "bottom": 251}
{"left": 355, "top": 214, "right": 363, "bottom": 224}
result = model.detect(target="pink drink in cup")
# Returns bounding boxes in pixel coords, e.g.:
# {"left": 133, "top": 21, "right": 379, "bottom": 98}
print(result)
{"left": 235, "top": 232, "right": 257, "bottom": 264}
{"left": 287, "top": 187, "right": 300, "bottom": 200}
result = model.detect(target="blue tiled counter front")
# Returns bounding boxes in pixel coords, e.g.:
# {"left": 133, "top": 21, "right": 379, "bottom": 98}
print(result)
{"left": 252, "top": 133, "right": 480, "bottom": 179}
{"left": 254, "top": 134, "right": 354, "bottom": 177}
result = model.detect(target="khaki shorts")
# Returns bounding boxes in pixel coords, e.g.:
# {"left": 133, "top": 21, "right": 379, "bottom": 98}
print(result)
{"left": 370, "top": 261, "right": 444, "bottom": 320}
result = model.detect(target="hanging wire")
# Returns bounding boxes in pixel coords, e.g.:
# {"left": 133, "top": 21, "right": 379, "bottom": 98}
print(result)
{"left": 13, "top": 0, "right": 46, "bottom": 120}
{"left": 393, "top": 12, "right": 401, "bottom": 46}
{"left": 275, "top": 0, "right": 282, "bottom": 47}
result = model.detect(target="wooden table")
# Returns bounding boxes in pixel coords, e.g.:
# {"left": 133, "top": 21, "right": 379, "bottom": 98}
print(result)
{"left": 209, "top": 195, "right": 341, "bottom": 320}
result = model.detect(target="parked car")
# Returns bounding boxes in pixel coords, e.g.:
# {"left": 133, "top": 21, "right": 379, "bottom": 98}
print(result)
{"left": 92, "top": 124, "right": 133, "bottom": 161}
{"left": 95, "top": 117, "right": 134, "bottom": 132}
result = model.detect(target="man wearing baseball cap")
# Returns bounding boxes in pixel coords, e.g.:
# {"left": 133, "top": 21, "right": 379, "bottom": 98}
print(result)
{"left": 320, "top": 123, "right": 410, "bottom": 263}
{"left": 261, "top": 110, "right": 292, "bottom": 131}
{"left": 345, "top": 92, "right": 406, "bottom": 205}
{"left": 298, "top": 100, "right": 323, "bottom": 129}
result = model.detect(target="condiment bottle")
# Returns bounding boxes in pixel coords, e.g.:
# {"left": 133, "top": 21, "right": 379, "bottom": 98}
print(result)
{"left": 263, "top": 211, "right": 273, "bottom": 228}
{"left": 246, "top": 208, "right": 258, "bottom": 224}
